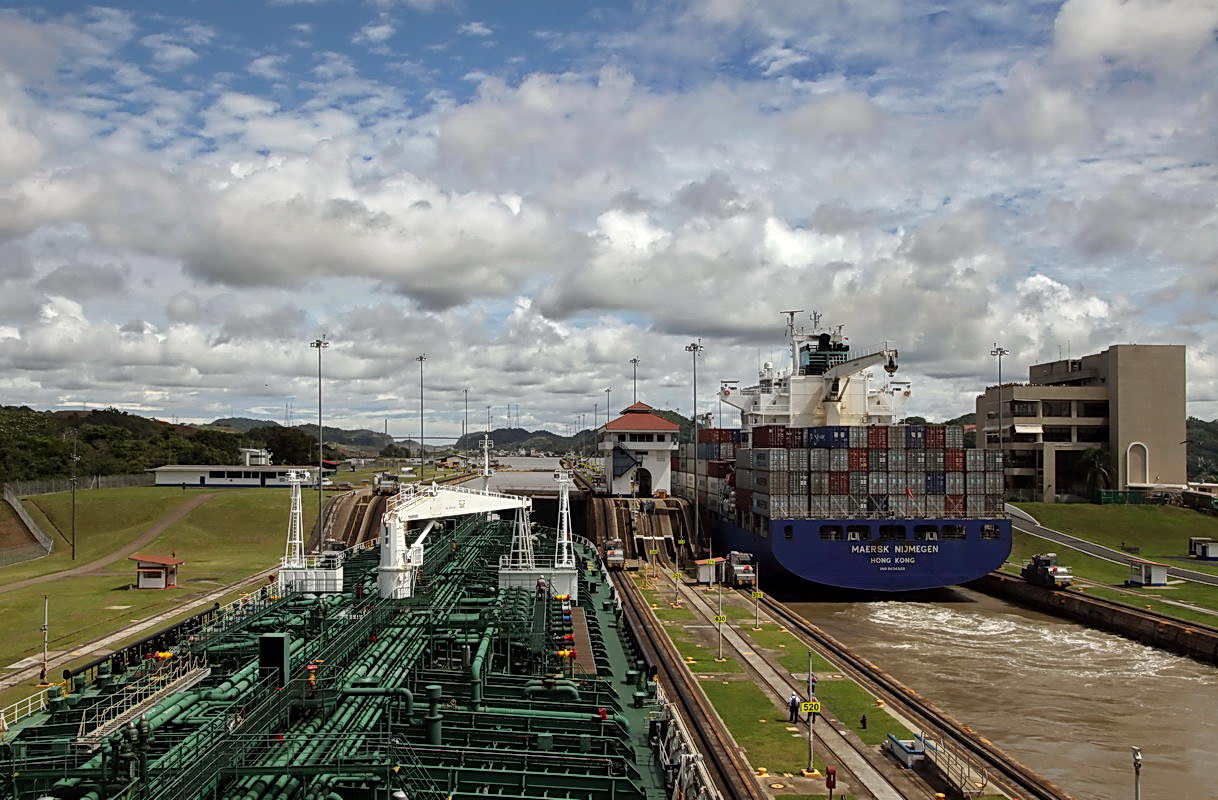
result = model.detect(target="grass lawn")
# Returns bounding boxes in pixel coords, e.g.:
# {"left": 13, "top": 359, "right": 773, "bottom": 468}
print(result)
{"left": 742, "top": 625, "right": 837, "bottom": 674}
{"left": 700, "top": 679, "right": 825, "bottom": 774}
{"left": 668, "top": 627, "right": 741, "bottom": 672}
{"left": 813, "top": 680, "right": 912, "bottom": 747}
{"left": 1, "top": 488, "right": 200, "bottom": 582}
{"left": 149, "top": 489, "right": 317, "bottom": 585}
{"left": 1015, "top": 503, "right": 1218, "bottom": 576}
{"left": 0, "top": 488, "right": 316, "bottom": 707}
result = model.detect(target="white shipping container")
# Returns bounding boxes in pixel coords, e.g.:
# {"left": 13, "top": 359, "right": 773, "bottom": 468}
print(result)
{"left": 945, "top": 425, "right": 964, "bottom": 448}
{"left": 966, "top": 495, "right": 985, "bottom": 516}
{"left": 888, "top": 449, "right": 908, "bottom": 471}
{"left": 752, "top": 493, "right": 771, "bottom": 514}
{"left": 908, "top": 450, "right": 927, "bottom": 471}
{"left": 736, "top": 448, "right": 754, "bottom": 469}
{"left": 946, "top": 472, "right": 965, "bottom": 495}
{"left": 830, "top": 449, "right": 850, "bottom": 472}
{"left": 809, "top": 448, "right": 830, "bottom": 471}
{"left": 985, "top": 472, "right": 1004, "bottom": 494}
{"left": 810, "top": 471, "right": 829, "bottom": 495}
{"left": 790, "top": 495, "right": 809, "bottom": 518}
{"left": 868, "top": 472, "right": 887, "bottom": 494}
{"left": 925, "top": 449, "right": 945, "bottom": 471}
{"left": 719, "top": 443, "right": 735, "bottom": 460}
{"left": 849, "top": 426, "right": 868, "bottom": 448}
{"left": 737, "top": 468, "right": 753, "bottom": 491}
{"left": 924, "top": 495, "right": 945, "bottom": 517}
{"left": 966, "top": 449, "right": 986, "bottom": 471}
{"left": 888, "top": 425, "right": 907, "bottom": 447}
{"left": 809, "top": 495, "right": 832, "bottom": 516}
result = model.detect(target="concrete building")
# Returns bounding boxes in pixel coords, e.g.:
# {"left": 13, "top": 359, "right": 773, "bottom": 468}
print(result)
{"left": 151, "top": 465, "right": 321, "bottom": 488}
{"left": 598, "top": 402, "right": 679, "bottom": 497}
{"left": 976, "top": 344, "right": 1186, "bottom": 502}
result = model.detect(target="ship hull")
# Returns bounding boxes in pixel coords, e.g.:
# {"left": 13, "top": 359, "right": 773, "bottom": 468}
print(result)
{"left": 711, "top": 515, "right": 1011, "bottom": 591}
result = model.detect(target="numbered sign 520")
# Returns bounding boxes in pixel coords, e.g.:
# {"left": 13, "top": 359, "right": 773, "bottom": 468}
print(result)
{"left": 800, "top": 700, "right": 821, "bottom": 714}
{"left": 712, "top": 614, "right": 728, "bottom": 623}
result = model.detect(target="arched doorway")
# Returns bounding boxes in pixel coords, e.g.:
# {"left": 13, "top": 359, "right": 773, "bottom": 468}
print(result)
{"left": 1126, "top": 442, "right": 1149, "bottom": 485}
{"left": 635, "top": 468, "right": 653, "bottom": 498}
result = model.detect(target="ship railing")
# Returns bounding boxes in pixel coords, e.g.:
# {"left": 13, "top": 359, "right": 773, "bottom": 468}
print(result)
{"left": 649, "top": 683, "right": 721, "bottom": 800}
{"left": 75, "top": 654, "right": 211, "bottom": 747}
{"left": 918, "top": 731, "right": 988, "bottom": 798}
{"left": 0, "top": 686, "right": 52, "bottom": 737}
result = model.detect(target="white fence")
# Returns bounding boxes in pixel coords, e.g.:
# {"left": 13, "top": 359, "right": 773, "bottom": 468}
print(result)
{"left": 4, "top": 473, "right": 154, "bottom": 497}
{"left": 3, "top": 486, "right": 54, "bottom": 554}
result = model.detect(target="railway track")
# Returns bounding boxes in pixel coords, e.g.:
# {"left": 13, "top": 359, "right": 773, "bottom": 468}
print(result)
{"left": 610, "top": 571, "right": 768, "bottom": 800}
{"left": 757, "top": 594, "right": 1075, "bottom": 800}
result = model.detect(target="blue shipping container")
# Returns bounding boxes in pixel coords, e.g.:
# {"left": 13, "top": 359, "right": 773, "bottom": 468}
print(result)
{"left": 925, "top": 471, "right": 946, "bottom": 495}
{"left": 906, "top": 425, "right": 926, "bottom": 448}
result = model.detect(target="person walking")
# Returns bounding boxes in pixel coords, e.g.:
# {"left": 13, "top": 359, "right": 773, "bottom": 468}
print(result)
{"left": 788, "top": 693, "right": 800, "bottom": 723}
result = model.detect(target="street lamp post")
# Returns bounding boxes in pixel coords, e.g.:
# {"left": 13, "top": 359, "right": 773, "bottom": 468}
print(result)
{"left": 630, "top": 357, "right": 640, "bottom": 403}
{"left": 463, "top": 387, "right": 469, "bottom": 443}
{"left": 990, "top": 344, "right": 1009, "bottom": 494}
{"left": 309, "top": 337, "right": 329, "bottom": 540}
{"left": 685, "top": 340, "right": 704, "bottom": 552}
{"left": 64, "top": 430, "right": 79, "bottom": 560}
{"left": 604, "top": 387, "right": 612, "bottom": 422}
{"left": 1131, "top": 746, "right": 1142, "bottom": 800}
{"left": 416, "top": 354, "right": 427, "bottom": 479}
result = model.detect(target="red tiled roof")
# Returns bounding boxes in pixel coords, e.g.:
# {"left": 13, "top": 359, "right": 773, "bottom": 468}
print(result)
{"left": 129, "top": 554, "right": 184, "bottom": 566}
{"left": 621, "top": 401, "right": 655, "bottom": 412}
{"left": 604, "top": 413, "right": 679, "bottom": 432}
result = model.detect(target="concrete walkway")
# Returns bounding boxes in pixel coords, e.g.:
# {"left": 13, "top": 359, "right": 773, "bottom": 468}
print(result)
{"left": 0, "top": 493, "right": 217, "bottom": 595}
{"left": 1008, "top": 505, "right": 1218, "bottom": 587}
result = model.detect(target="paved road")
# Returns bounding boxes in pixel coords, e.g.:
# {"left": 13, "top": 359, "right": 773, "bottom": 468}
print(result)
{"left": 1008, "top": 505, "right": 1218, "bottom": 587}
{"left": 0, "top": 493, "right": 217, "bottom": 595}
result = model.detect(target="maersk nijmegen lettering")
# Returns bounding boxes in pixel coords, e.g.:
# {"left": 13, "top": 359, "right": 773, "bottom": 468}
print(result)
{"left": 850, "top": 544, "right": 941, "bottom": 554}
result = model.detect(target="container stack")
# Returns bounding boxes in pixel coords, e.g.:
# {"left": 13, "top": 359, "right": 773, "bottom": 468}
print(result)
{"left": 671, "top": 424, "right": 1004, "bottom": 522}
{"left": 673, "top": 424, "right": 1003, "bottom": 522}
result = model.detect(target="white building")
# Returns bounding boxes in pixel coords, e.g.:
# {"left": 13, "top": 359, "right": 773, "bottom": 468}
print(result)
{"left": 239, "top": 448, "right": 272, "bottom": 466}
{"left": 598, "top": 402, "right": 679, "bottom": 497}
{"left": 151, "top": 465, "right": 320, "bottom": 488}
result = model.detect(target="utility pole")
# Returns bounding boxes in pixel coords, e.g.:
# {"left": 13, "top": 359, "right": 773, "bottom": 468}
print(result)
{"left": 66, "top": 430, "right": 79, "bottom": 560}
{"left": 630, "top": 357, "right": 640, "bottom": 402}
{"left": 991, "top": 343, "right": 1009, "bottom": 495}
{"left": 463, "top": 387, "right": 469, "bottom": 443}
{"left": 594, "top": 401, "right": 598, "bottom": 431}
{"left": 39, "top": 594, "right": 48, "bottom": 684}
{"left": 604, "top": 387, "right": 612, "bottom": 422}
{"left": 309, "top": 336, "right": 329, "bottom": 540}
{"left": 686, "top": 340, "right": 704, "bottom": 553}
{"left": 416, "top": 354, "right": 427, "bottom": 479}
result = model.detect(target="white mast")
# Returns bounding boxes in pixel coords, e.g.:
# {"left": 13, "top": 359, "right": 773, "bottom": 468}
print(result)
{"left": 554, "top": 469, "right": 575, "bottom": 569}
{"left": 506, "top": 506, "right": 535, "bottom": 569}
{"left": 481, "top": 432, "right": 493, "bottom": 494}
{"left": 283, "top": 470, "right": 307, "bottom": 568}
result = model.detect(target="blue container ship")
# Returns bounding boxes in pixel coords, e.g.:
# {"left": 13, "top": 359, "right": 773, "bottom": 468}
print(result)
{"left": 672, "top": 312, "right": 1012, "bottom": 592}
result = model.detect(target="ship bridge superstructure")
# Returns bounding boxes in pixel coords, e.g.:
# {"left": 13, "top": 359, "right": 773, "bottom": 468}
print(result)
{"left": 719, "top": 311, "right": 904, "bottom": 430}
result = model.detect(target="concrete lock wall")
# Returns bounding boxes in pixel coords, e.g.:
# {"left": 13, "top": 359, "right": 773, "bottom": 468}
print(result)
{"left": 971, "top": 573, "right": 1218, "bottom": 666}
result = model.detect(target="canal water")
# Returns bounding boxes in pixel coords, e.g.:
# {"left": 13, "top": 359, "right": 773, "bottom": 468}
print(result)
{"left": 786, "top": 588, "right": 1218, "bottom": 800}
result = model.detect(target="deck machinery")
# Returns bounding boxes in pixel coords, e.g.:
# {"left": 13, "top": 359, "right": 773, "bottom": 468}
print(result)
{"left": 1, "top": 512, "right": 714, "bottom": 799}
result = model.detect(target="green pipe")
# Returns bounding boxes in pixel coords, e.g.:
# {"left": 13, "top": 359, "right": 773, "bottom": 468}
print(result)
{"left": 425, "top": 684, "right": 443, "bottom": 745}
{"left": 340, "top": 685, "right": 414, "bottom": 718}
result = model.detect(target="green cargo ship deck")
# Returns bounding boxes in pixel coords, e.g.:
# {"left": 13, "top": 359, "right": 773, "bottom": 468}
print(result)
{"left": 0, "top": 512, "right": 706, "bottom": 800}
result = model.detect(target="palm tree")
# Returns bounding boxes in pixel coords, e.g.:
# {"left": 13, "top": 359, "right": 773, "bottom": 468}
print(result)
{"left": 1080, "top": 446, "right": 1115, "bottom": 497}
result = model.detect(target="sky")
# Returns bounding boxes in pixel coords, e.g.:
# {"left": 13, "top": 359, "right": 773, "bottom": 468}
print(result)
{"left": 0, "top": 0, "right": 1216, "bottom": 440}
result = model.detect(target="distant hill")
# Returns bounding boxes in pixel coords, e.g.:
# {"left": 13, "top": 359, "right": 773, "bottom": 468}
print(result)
{"left": 453, "top": 427, "right": 599, "bottom": 454}
{"left": 209, "top": 417, "right": 280, "bottom": 433}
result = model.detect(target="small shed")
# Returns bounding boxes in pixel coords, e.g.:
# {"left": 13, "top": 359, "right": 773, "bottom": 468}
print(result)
{"left": 694, "top": 557, "right": 725, "bottom": 585}
{"left": 1127, "top": 559, "right": 1169, "bottom": 587}
{"left": 1198, "top": 541, "right": 1218, "bottom": 561}
{"left": 128, "top": 554, "right": 184, "bottom": 590}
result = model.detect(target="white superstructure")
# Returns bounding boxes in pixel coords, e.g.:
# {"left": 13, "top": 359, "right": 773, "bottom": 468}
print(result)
{"left": 718, "top": 311, "right": 905, "bottom": 429}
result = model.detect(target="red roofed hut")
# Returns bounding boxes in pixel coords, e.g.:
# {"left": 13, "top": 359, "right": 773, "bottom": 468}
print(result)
{"left": 599, "top": 402, "right": 679, "bottom": 497}
{"left": 128, "top": 554, "right": 184, "bottom": 589}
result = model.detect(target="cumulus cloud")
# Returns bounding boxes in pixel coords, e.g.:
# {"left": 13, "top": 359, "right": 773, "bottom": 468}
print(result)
{"left": 458, "top": 21, "right": 492, "bottom": 37}
{"left": 1054, "top": 0, "right": 1218, "bottom": 73}
{"left": 34, "top": 262, "right": 129, "bottom": 299}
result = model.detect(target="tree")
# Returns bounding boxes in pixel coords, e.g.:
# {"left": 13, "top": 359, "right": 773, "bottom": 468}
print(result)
{"left": 1080, "top": 446, "right": 1115, "bottom": 496}
{"left": 258, "top": 426, "right": 314, "bottom": 465}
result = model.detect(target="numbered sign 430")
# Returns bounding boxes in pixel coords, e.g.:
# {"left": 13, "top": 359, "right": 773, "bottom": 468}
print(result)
{"left": 712, "top": 614, "right": 727, "bottom": 623}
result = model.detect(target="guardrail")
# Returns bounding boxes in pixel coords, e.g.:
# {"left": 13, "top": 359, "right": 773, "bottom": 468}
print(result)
{"left": 0, "top": 686, "right": 53, "bottom": 738}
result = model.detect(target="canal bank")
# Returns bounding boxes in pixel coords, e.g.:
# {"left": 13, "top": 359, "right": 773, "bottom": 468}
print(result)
{"left": 969, "top": 572, "right": 1218, "bottom": 665}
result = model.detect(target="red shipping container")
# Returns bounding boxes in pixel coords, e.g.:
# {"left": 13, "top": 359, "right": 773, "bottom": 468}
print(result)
{"left": 698, "top": 428, "right": 734, "bottom": 444}
{"left": 867, "top": 426, "right": 888, "bottom": 449}
{"left": 848, "top": 448, "right": 869, "bottom": 471}
{"left": 752, "top": 425, "right": 780, "bottom": 448}
{"left": 828, "top": 471, "right": 850, "bottom": 495}
{"left": 736, "top": 488, "right": 753, "bottom": 510}
{"left": 707, "top": 460, "right": 731, "bottom": 478}
{"left": 925, "top": 425, "right": 946, "bottom": 448}
{"left": 944, "top": 449, "right": 965, "bottom": 472}
{"left": 671, "top": 456, "right": 681, "bottom": 471}
{"left": 945, "top": 494, "right": 965, "bottom": 515}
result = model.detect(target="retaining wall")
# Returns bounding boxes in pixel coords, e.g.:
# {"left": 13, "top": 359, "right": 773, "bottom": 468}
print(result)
{"left": 970, "top": 572, "right": 1218, "bottom": 666}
